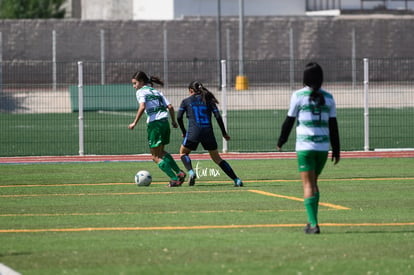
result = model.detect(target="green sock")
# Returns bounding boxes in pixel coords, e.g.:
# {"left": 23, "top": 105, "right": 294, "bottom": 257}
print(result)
{"left": 304, "top": 196, "right": 318, "bottom": 227}
{"left": 314, "top": 192, "right": 320, "bottom": 213}
{"left": 163, "top": 153, "right": 181, "bottom": 174}
{"left": 157, "top": 160, "right": 178, "bottom": 181}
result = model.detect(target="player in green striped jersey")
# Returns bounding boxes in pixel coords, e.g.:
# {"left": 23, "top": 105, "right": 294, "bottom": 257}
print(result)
{"left": 129, "top": 71, "right": 186, "bottom": 187}
{"left": 277, "top": 62, "right": 340, "bottom": 234}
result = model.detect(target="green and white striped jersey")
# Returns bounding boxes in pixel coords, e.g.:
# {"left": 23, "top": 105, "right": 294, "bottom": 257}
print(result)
{"left": 287, "top": 86, "right": 337, "bottom": 151}
{"left": 136, "top": 85, "right": 170, "bottom": 123}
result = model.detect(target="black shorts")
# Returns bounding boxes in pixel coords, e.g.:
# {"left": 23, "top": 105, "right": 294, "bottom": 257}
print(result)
{"left": 183, "top": 129, "right": 218, "bottom": 151}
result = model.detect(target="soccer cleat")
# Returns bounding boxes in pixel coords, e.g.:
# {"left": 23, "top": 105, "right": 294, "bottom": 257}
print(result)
{"left": 234, "top": 178, "right": 243, "bottom": 187}
{"left": 188, "top": 174, "right": 196, "bottom": 186}
{"left": 304, "top": 223, "right": 320, "bottom": 234}
{"left": 177, "top": 170, "right": 186, "bottom": 185}
{"left": 166, "top": 180, "right": 182, "bottom": 187}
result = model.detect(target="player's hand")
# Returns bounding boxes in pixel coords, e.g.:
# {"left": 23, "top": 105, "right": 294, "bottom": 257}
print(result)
{"left": 331, "top": 154, "right": 340, "bottom": 165}
{"left": 223, "top": 135, "right": 230, "bottom": 141}
{"left": 171, "top": 121, "right": 178, "bottom": 128}
{"left": 128, "top": 123, "right": 135, "bottom": 130}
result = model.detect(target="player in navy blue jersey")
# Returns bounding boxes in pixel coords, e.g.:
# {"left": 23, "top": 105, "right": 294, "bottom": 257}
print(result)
{"left": 177, "top": 81, "right": 243, "bottom": 187}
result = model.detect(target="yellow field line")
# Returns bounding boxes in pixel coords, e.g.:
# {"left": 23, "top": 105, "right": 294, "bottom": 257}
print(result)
{"left": 1, "top": 222, "right": 413, "bottom": 233}
{"left": 0, "top": 188, "right": 351, "bottom": 210}
{"left": 1, "top": 177, "right": 414, "bottom": 188}
{"left": 248, "top": 190, "right": 351, "bottom": 210}
{"left": 0, "top": 190, "right": 242, "bottom": 198}
{"left": 0, "top": 209, "right": 311, "bottom": 217}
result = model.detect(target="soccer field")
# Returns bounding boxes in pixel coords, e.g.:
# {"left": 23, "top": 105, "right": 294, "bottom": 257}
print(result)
{"left": 0, "top": 156, "right": 413, "bottom": 274}
{"left": 2, "top": 107, "right": 414, "bottom": 156}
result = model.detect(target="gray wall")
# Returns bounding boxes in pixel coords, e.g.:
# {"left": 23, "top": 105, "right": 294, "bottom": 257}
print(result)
{"left": 1, "top": 16, "right": 413, "bottom": 61}
{"left": 0, "top": 16, "right": 413, "bottom": 84}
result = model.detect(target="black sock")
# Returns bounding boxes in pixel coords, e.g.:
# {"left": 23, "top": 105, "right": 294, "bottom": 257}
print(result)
{"left": 218, "top": 160, "right": 237, "bottom": 180}
{"left": 180, "top": 154, "right": 193, "bottom": 171}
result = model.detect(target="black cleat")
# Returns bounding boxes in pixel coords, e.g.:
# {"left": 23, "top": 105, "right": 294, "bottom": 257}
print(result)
{"left": 304, "top": 223, "right": 320, "bottom": 234}
{"left": 234, "top": 178, "right": 243, "bottom": 187}
{"left": 188, "top": 174, "right": 196, "bottom": 186}
{"left": 167, "top": 180, "right": 182, "bottom": 187}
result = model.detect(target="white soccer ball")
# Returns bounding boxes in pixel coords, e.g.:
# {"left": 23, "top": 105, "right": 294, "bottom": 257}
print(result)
{"left": 134, "top": 170, "right": 152, "bottom": 186}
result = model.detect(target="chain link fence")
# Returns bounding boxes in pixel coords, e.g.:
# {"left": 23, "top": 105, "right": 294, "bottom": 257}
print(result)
{"left": 1, "top": 58, "right": 413, "bottom": 156}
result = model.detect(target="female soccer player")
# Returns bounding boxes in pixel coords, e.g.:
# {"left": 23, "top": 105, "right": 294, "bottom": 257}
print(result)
{"left": 276, "top": 62, "right": 340, "bottom": 234}
{"left": 177, "top": 81, "right": 243, "bottom": 187}
{"left": 128, "top": 71, "right": 186, "bottom": 187}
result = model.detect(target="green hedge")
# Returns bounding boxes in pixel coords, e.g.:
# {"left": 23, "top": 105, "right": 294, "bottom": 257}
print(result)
{"left": 69, "top": 84, "right": 137, "bottom": 112}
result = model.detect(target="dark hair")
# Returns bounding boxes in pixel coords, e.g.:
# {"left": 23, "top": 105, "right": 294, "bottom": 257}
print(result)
{"left": 303, "top": 62, "right": 325, "bottom": 106}
{"left": 132, "top": 71, "right": 164, "bottom": 87}
{"left": 188, "top": 81, "right": 219, "bottom": 104}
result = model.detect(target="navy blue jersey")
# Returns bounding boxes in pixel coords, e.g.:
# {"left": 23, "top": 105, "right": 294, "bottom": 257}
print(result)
{"left": 177, "top": 94, "right": 227, "bottom": 150}
{"left": 178, "top": 94, "right": 218, "bottom": 129}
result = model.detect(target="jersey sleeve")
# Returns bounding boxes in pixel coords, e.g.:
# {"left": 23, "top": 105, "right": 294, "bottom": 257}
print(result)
{"left": 211, "top": 102, "right": 227, "bottom": 136}
{"left": 287, "top": 93, "right": 299, "bottom": 117}
{"left": 177, "top": 100, "right": 187, "bottom": 135}
{"left": 159, "top": 91, "right": 170, "bottom": 106}
{"left": 137, "top": 90, "right": 145, "bottom": 104}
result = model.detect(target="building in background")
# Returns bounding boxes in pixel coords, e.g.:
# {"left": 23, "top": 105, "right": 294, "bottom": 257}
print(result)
{"left": 66, "top": 0, "right": 414, "bottom": 20}
{"left": 79, "top": 0, "right": 305, "bottom": 20}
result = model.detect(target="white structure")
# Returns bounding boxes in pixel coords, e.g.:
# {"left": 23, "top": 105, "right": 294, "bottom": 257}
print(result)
{"left": 81, "top": 0, "right": 306, "bottom": 20}
{"left": 81, "top": 0, "right": 133, "bottom": 20}
{"left": 77, "top": 0, "right": 414, "bottom": 20}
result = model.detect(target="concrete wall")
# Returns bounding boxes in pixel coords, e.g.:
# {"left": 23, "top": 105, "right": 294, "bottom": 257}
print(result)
{"left": 0, "top": 15, "right": 413, "bottom": 84}
{"left": 1, "top": 16, "right": 413, "bottom": 60}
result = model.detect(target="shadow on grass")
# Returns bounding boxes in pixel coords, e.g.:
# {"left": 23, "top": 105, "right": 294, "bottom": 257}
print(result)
{"left": 0, "top": 251, "right": 32, "bottom": 257}
{"left": 0, "top": 91, "right": 27, "bottom": 112}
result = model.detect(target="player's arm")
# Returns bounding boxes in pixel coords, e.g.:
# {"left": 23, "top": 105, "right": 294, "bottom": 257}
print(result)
{"left": 329, "top": 117, "right": 340, "bottom": 164}
{"left": 177, "top": 106, "right": 186, "bottom": 137}
{"left": 128, "top": 102, "right": 146, "bottom": 130}
{"left": 167, "top": 104, "right": 178, "bottom": 128}
{"left": 276, "top": 116, "right": 295, "bottom": 150}
{"left": 213, "top": 109, "right": 229, "bottom": 140}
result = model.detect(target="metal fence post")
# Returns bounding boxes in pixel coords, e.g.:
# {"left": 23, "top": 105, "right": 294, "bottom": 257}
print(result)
{"left": 78, "top": 61, "right": 84, "bottom": 156}
{"left": 221, "top": 60, "right": 228, "bottom": 153}
{"left": 289, "top": 27, "right": 294, "bottom": 89}
{"left": 352, "top": 28, "right": 356, "bottom": 90}
{"left": 100, "top": 29, "right": 105, "bottom": 85}
{"left": 163, "top": 28, "right": 168, "bottom": 88}
{"left": 0, "top": 32, "right": 2, "bottom": 94}
{"left": 52, "top": 30, "right": 56, "bottom": 91}
{"left": 363, "top": 58, "right": 369, "bottom": 151}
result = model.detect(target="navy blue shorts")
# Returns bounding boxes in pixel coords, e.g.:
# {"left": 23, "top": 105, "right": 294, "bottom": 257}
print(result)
{"left": 182, "top": 129, "right": 217, "bottom": 151}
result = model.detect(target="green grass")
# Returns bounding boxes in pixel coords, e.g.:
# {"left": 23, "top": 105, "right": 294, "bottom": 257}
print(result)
{"left": 1, "top": 108, "right": 414, "bottom": 156}
{"left": 1, "top": 158, "right": 413, "bottom": 274}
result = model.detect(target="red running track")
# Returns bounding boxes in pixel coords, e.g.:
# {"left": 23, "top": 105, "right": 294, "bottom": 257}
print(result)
{"left": 1, "top": 151, "right": 413, "bottom": 164}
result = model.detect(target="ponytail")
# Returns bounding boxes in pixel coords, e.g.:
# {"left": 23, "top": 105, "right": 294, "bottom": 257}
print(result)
{"left": 148, "top": 76, "right": 164, "bottom": 87}
{"left": 188, "top": 81, "right": 219, "bottom": 104}
{"left": 303, "top": 62, "right": 325, "bottom": 106}
{"left": 132, "top": 71, "right": 164, "bottom": 87}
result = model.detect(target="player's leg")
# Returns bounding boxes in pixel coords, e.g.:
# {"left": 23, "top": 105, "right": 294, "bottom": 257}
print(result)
{"left": 301, "top": 170, "right": 319, "bottom": 229}
{"left": 148, "top": 121, "right": 180, "bottom": 186}
{"left": 297, "top": 151, "right": 320, "bottom": 233}
{"left": 151, "top": 146, "right": 178, "bottom": 182}
{"left": 180, "top": 142, "right": 196, "bottom": 186}
{"left": 313, "top": 151, "right": 328, "bottom": 220}
{"left": 158, "top": 121, "right": 182, "bottom": 175}
{"left": 162, "top": 151, "right": 185, "bottom": 181}
{"left": 208, "top": 149, "right": 243, "bottom": 187}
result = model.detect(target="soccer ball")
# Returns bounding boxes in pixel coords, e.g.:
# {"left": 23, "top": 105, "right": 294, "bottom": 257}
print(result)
{"left": 134, "top": 170, "right": 152, "bottom": 186}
